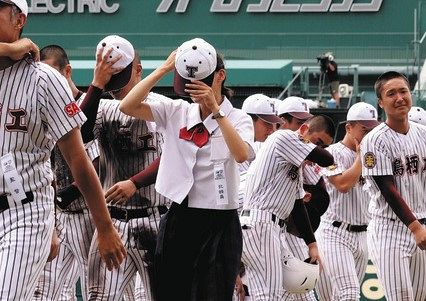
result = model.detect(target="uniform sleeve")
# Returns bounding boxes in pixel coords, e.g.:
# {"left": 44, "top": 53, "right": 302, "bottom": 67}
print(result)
{"left": 361, "top": 134, "right": 393, "bottom": 176}
{"left": 275, "top": 131, "right": 316, "bottom": 167}
{"left": 84, "top": 139, "right": 100, "bottom": 161}
{"left": 303, "top": 163, "right": 322, "bottom": 185}
{"left": 148, "top": 95, "right": 184, "bottom": 133}
{"left": 322, "top": 147, "right": 345, "bottom": 177}
{"left": 39, "top": 66, "right": 86, "bottom": 142}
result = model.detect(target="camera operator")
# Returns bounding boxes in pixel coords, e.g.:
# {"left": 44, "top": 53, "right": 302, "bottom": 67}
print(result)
{"left": 318, "top": 52, "right": 340, "bottom": 108}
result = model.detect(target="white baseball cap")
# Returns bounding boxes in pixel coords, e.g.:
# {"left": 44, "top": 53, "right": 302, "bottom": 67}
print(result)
{"left": 242, "top": 94, "right": 283, "bottom": 124}
{"left": 278, "top": 96, "right": 313, "bottom": 120}
{"left": 346, "top": 102, "right": 380, "bottom": 129}
{"left": 408, "top": 106, "right": 426, "bottom": 126}
{"left": 174, "top": 38, "right": 217, "bottom": 97}
{"left": 96, "top": 35, "right": 135, "bottom": 92}
{"left": 1, "top": 0, "right": 28, "bottom": 16}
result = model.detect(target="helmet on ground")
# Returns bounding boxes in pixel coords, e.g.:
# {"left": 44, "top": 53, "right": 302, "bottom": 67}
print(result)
{"left": 282, "top": 255, "right": 319, "bottom": 294}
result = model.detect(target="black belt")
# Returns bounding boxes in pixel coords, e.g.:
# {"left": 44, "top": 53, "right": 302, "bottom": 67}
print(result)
{"left": 59, "top": 208, "right": 85, "bottom": 214}
{"left": 332, "top": 221, "right": 367, "bottom": 232}
{"left": 241, "top": 209, "right": 286, "bottom": 228}
{"left": 419, "top": 218, "right": 426, "bottom": 225}
{"left": 0, "top": 192, "right": 34, "bottom": 213}
{"left": 108, "top": 205, "right": 168, "bottom": 222}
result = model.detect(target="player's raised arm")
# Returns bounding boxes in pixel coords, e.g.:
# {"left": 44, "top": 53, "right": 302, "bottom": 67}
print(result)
{"left": 119, "top": 51, "right": 176, "bottom": 121}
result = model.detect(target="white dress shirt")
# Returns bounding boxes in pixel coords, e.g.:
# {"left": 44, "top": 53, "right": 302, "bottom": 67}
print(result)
{"left": 148, "top": 95, "right": 254, "bottom": 210}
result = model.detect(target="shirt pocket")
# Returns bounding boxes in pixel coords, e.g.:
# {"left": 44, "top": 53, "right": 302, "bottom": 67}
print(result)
{"left": 210, "top": 135, "right": 230, "bottom": 162}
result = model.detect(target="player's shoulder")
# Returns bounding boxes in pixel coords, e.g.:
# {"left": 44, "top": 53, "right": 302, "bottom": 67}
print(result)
{"left": 363, "top": 122, "right": 388, "bottom": 141}
{"left": 36, "top": 62, "right": 65, "bottom": 81}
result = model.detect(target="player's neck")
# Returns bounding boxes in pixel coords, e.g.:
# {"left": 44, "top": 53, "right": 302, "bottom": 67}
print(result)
{"left": 0, "top": 57, "right": 15, "bottom": 70}
{"left": 341, "top": 135, "right": 356, "bottom": 151}
{"left": 386, "top": 118, "right": 410, "bottom": 134}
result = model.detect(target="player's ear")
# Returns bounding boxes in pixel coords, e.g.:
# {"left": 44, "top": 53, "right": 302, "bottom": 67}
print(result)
{"left": 378, "top": 98, "right": 384, "bottom": 109}
{"left": 13, "top": 12, "right": 26, "bottom": 31}
{"left": 64, "top": 64, "right": 72, "bottom": 79}
{"left": 299, "top": 123, "right": 309, "bottom": 135}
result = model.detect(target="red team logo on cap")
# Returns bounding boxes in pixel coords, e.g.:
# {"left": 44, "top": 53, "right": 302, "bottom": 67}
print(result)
{"left": 64, "top": 102, "right": 81, "bottom": 117}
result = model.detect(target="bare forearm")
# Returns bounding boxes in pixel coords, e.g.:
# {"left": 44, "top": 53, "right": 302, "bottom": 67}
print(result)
{"left": 329, "top": 155, "right": 361, "bottom": 193}
{"left": 216, "top": 117, "right": 249, "bottom": 163}
{"left": 70, "top": 154, "right": 113, "bottom": 232}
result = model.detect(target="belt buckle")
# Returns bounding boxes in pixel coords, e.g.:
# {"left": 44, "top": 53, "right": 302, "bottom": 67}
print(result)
{"left": 347, "top": 224, "right": 354, "bottom": 232}
{"left": 123, "top": 209, "right": 129, "bottom": 222}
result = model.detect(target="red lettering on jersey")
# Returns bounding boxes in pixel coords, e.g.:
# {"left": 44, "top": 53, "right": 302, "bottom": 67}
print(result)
{"left": 64, "top": 102, "right": 81, "bottom": 117}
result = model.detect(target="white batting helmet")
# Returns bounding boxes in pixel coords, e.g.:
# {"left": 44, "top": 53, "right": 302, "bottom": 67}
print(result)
{"left": 282, "top": 255, "right": 319, "bottom": 294}
{"left": 408, "top": 106, "right": 426, "bottom": 126}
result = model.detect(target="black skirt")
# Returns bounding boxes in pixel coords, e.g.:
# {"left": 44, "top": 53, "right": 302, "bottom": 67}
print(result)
{"left": 154, "top": 200, "right": 242, "bottom": 301}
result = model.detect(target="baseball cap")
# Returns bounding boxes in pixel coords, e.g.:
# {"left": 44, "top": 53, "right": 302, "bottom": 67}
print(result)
{"left": 278, "top": 96, "right": 313, "bottom": 120}
{"left": 0, "top": 0, "right": 28, "bottom": 16}
{"left": 346, "top": 102, "right": 380, "bottom": 129}
{"left": 242, "top": 94, "right": 283, "bottom": 124}
{"left": 174, "top": 38, "right": 217, "bottom": 97}
{"left": 96, "top": 35, "right": 135, "bottom": 92}
{"left": 408, "top": 106, "right": 426, "bottom": 126}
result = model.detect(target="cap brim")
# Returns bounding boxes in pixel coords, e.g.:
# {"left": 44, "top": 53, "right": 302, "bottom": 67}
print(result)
{"left": 352, "top": 120, "right": 380, "bottom": 129}
{"left": 104, "top": 62, "right": 133, "bottom": 92}
{"left": 173, "top": 68, "right": 215, "bottom": 97}
{"left": 288, "top": 112, "right": 313, "bottom": 120}
{"left": 257, "top": 114, "right": 284, "bottom": 124}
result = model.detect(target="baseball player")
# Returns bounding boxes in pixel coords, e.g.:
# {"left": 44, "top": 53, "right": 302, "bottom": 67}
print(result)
{"left": 276, "top": 96, "right": 334, "bottom": 301}
{"left": 236, "top": 93, "right": 283, "bottom": 300}
{"left": 33, "top": 45, "right": 99, "bottom": 301}
{"left": 361, "top": 71, "right": 426, "bottom": 300}
{"left": 0, "top": 2, "right": 125, "bottom": 300}
{"left": 78, "top": 35, "right": 168, "bottom": 301}
{"left": 315, "top": 102, "right": 379, "bottom": 301}
{"left": 240, "top": 115, "right": 335, "bottom": 300}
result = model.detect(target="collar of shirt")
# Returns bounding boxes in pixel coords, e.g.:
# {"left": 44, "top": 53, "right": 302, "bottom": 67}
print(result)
{"left": 185, "top": 97, "right": 234, "bottom": 134}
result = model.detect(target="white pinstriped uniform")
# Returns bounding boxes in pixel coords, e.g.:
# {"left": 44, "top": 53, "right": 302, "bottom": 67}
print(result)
{"left": 241, "top": 129, "right": 316, "bottom": 300}
{"left": 0, "top": 59, "right": 86, "bottom": 300}
{"left": 238, "top": 141, "right": 262, "bottom": 213}
{"left": 282, "top": 164, "right": 322, "bottom": 301}
{"left": 361, "top": 122, "right": 426, "bottom": 301}
{"left": 315, "top": 142, "right": 370, "bottom": 301}
{"left": 88, "top": 93, "right": 168, "bottom": 301}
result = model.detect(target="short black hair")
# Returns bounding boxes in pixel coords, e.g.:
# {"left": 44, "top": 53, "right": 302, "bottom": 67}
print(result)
{"left": 305, "top": 115, "right": 335, "bottom": 139}
{"left": 40, "top": 45, "right": 70, "bottom": 71}
{"left": 374, "top": 71, "right": 409, "bottom": 99}
{"left": 247, "top": 113, "right": 259, "bottom": 122}
{"left": 279, "top": 113, "right": 294, "bottom": 123}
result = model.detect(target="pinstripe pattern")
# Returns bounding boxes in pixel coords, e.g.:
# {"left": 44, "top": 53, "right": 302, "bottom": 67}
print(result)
{"left": 1, "top": 59, "right": 86, "bottom": 300}
{"left": 361, "top": 122, "right": 426, "bottom": 300}
{"left": 316, "top": 223, "right": 368, "bottom": 301}
{"left": 361, "top": 122, "right": 426, "bottom": 220}
{"left": 94, "top": 98, "right": 166, "bottom": 209}
{"left": 244, "top": 129, "right": 316, "bottom": 220}
{"left": 242, "top": 222, "right": 284, "bottom": 300}
{"left": 88, "top": 214, "right": 161, "bottom": 301}
{"left": 367, "top": 217, "right": 426, "bottom": 301}
{"left": 0, "top": 188, "right": 55, "bottom": 300}
{"left": 323, "top": 142, "right": 370, "bottom": 224}
{"left": 316, "top": 142, "right": 370, "bottom": 300}
{"left": 1, "top": 60, "right": 86, "bottom": 194}
{"left": 89, "top": 95, "right": 166, "bottom": 300}
{"left": 35, "top": 92, "right": 99, "bottom": 300}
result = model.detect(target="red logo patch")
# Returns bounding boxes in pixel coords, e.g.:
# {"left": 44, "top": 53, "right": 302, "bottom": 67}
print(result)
{"left": 64, "top": 102, "right": 81, "bottom": 117}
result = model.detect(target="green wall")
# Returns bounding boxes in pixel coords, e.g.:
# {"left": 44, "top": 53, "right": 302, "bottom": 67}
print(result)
{"left": 24, "top": 0, "right": 425, "bottom": 64}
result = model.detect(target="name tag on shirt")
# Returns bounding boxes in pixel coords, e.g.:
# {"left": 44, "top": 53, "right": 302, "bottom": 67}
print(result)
{"left": 1, "top": 153, "right": 27, "bottom": 202}
{"left": 211, "top": 135, "right": 229, "bottom": 206}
